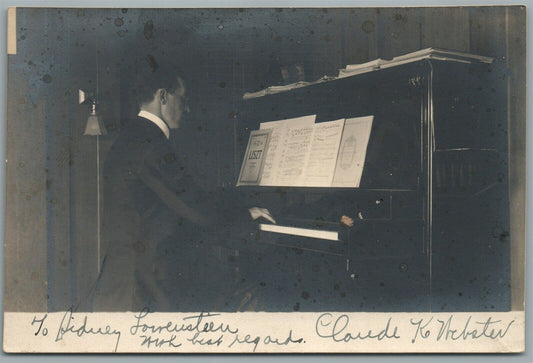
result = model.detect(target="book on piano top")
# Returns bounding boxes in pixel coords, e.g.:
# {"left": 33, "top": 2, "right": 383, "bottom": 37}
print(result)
{"left": 243, "top": 48, "right": 494, "bottom": 100}
{"left": 338, "top": 47, "right": 494, "bottom": 78}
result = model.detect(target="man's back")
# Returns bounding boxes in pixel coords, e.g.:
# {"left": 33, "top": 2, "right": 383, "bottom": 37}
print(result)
{"left": 95, "top": 116, "right": 193, "bottom": 311}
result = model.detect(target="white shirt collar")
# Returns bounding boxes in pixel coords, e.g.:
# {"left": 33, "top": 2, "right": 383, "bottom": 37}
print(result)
{"left": 138, "top": 110, "right": 170, "bottom": 140}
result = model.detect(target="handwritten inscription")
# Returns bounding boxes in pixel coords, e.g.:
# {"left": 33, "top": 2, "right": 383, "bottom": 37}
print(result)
{"left": 31, "top": 314, "right": 49, "bottom": 336}
{"left": 26, "top": 310, "right": 518, "bottom": 352}
{"left": 130, "top": 309, "right": 238, "bottom": 336}
{"left": 34, "top": 308, "right": 122, "bottom": 352}
{"left": 410, "top": 315, "right": 515, "bottom": 343}
{"left": 139, "top": 334, "right": 182, "bottom": 348}
{"left": 316, "top": 313, "right": 400, "bottom": 342}
{"left": 130, "top": 308, "right": 303, "bottom": 351}
{"left": 228, "top": 330, "right": 304, "bottom": 352}
{"left": 130, "top": 309, "right": 236, "bottom": 349}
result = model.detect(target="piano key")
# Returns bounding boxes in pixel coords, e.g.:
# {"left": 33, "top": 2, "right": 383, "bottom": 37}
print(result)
{"left": 259, "top": 223, "right": 339, "bottom": 241}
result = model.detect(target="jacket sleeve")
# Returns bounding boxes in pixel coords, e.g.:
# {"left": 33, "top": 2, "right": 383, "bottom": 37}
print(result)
{"left": 137, "top": 141, "right": 252, "bottom": 230}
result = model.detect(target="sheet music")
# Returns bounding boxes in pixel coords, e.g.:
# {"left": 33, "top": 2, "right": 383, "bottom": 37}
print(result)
{"left": 332, "top": 115, "right": 374, "bottom": 187}
{"left": 259, "top": 115, "right": 316, "bottom": 186}
{"left": 275, "top": 125, "right": 315, "bottom": 186}
{"left": 302, "top": 119, "right": 346, "bottom": 187}
{"left": 244, "top": 115, "right": 372, "bottom": 188}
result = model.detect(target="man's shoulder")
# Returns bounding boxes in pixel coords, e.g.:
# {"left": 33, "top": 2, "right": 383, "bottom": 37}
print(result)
{"left": 108, "top": 116, "right": 173, "bottom": 160}
{"left": 123, "top": 115, "right": 163, "bottom": 137}
{"left": 105, "top": 117, "right": 172, "bottom": 173}
{"left": 113, "top": 116, "right": 167, "bottom": 146}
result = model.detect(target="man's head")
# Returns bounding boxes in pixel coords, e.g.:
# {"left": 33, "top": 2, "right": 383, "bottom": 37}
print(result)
{"left": 158, "top": 77, "right": 188, "bottom": 129}
{"left": 134, "top": 55, "right": 189, "bottom": 129}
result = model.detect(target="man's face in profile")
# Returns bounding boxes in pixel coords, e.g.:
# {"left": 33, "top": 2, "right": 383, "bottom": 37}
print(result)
{"left": 162, "top": 77, "right": 188, "bottom": 129}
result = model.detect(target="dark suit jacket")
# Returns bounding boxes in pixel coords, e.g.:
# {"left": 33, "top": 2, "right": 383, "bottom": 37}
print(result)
{"left": 93, "top": 116, "right": 247, "bottom": 311}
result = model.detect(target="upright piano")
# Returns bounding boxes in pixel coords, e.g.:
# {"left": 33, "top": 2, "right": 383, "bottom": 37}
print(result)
{"left": 228, "top": 49, "right": 509, "bottom": 312}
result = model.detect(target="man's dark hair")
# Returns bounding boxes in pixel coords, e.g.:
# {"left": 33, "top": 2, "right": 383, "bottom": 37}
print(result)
{"left": 132, "top": 54, "right": 186, "bottom": 107}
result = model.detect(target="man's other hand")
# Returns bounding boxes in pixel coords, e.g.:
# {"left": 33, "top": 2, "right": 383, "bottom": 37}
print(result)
{"left": 340, "top": 215, "right": 354, "bottom": 227}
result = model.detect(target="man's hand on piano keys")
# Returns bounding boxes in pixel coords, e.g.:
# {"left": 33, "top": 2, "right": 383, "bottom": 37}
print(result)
{"left": 340, "top": 215, "right": 354, "bottom": 227}
{"left": 248, "top": 207, "right": 276, "bottom": 224}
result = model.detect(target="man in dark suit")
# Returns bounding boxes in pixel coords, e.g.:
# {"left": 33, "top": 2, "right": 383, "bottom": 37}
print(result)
{"left": 93, "top": 57, "right": 274, "bottom": 311}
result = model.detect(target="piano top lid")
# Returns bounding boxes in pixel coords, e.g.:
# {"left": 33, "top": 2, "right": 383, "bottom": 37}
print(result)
{"left": 243, "top": 47, "right": 494, "bottom": 100}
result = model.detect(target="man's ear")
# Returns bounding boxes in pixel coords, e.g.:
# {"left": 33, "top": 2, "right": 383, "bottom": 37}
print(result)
{"left": 159, "top": 88, "right": 167, "bottom": 105}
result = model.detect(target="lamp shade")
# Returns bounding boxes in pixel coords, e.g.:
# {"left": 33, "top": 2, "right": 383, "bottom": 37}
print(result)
{"left": 84, "top": 113, "right": 107, "bottom": 136}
